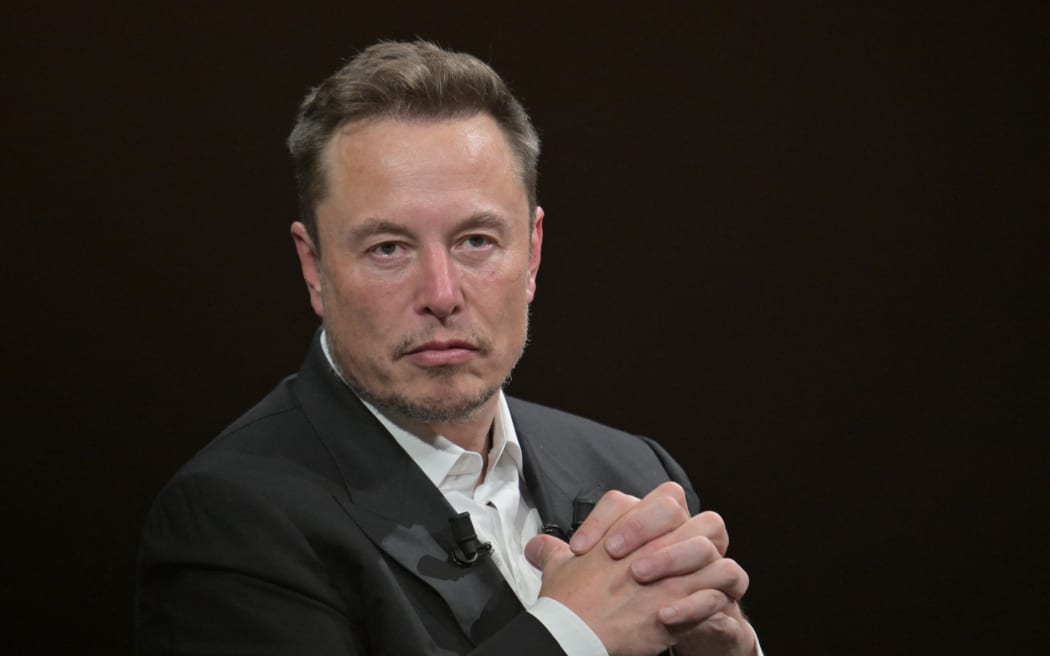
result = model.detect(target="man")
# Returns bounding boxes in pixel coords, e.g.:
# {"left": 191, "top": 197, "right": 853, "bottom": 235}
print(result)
{"left": 137, "top": 41, "right": 761, "bottom": 655}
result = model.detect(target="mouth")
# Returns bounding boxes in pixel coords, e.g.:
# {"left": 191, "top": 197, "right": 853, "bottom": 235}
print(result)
{"left": 401, "top": 339, "right": 480, "bottom": 367}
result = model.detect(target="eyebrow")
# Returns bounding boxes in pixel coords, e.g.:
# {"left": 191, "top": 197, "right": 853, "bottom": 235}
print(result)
{"left": 457, "top": 211, "right": 511, "bottom": 232}
{"left": 348, "top": 212, "right": 511, "bottom": 243}
{"left": 348, "top": 218, "right": 413, "bottom": 243}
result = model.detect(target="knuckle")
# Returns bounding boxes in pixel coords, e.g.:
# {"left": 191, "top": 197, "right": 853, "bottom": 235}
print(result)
{"left": 704, "top": 611, "right": 735, "bottom": 636}
{"left": 721, "top": 558, "right": 750, "bottom": 594}
{"left": 698, "top": 510, "right": 726, "bottom": 531}
{"left": 602, "top": 489, "right": 629, "bottom": 504}
{"left": 709, "top": 591, "right": 730, "bottom": 616}
{"left": 673, "top": 535, "right": 716, "bottom": 569}
{"left": 697, "top": 510, "right": 730, "bottom": 554}
{"left": 618, "top": 514, "right": 644, "bottom": 541}
{"left": 582, "top": 491, "right": 637, "bottom": 531}
{"left": 653, "top": 494, "right": 688, "bottom": 521}
{"left": 692, "top": 535, "right": 719, "bottom": 559}
{"left": 688, "top": 590, "right": 728, "bottom": 621}
{"left": 599, "top": 490, "right": 637, "bottom": 516}
{"left": 656, "top": 480, "right": 685, "bottom": 499}
{"left": 719, "top": 560, "right": 741, "bottom": 585}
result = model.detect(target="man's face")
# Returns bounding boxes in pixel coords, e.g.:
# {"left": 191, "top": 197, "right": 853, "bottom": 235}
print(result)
{"left": 292, "top": 115, "right": 542, "bottom": 425}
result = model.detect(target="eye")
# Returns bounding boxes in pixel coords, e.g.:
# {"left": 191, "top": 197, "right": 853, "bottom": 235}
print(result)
{"left": 462, "top": 234, "right": 494, "bottom": 249}
{"left": 368, "top": 242, "right": 403, "bottom": 258}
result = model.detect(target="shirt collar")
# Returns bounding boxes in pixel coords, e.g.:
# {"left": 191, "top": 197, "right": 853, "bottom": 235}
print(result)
{"left": 320, "top": 329, "right": 524, "bottom": 490}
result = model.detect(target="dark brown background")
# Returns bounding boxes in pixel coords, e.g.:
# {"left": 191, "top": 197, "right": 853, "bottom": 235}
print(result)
{"left": 5, "top": 3, "right": 1047, "bottom": 654}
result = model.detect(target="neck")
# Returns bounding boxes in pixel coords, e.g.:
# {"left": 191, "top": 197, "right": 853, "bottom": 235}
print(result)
{"left": 374, "top": 392, "right": 499, "bottom": 457}
{"left": 414, "top": 400, "right": 498, "bottom": 456}
{"left": 395, "top": 403, "right": 497, "bottom": 477}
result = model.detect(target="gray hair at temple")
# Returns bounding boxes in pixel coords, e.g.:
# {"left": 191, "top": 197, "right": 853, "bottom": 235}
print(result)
{"left": 287, "top": 40, "right": 541, "bottom": 251}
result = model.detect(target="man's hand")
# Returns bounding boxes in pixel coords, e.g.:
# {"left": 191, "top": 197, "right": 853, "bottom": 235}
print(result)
{"left": 525, "top": 483, "right": 757, "bottom": 656}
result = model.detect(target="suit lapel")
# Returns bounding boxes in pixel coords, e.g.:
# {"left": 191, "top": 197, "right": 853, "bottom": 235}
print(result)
{"left": 515, "top": 424, "right": 577, "bottom": 533}
{"left": 510, "top": 399, "right": 609, "bottom": 536}
{"left": 291, "top": 333, "right": 523, "bottom": 645}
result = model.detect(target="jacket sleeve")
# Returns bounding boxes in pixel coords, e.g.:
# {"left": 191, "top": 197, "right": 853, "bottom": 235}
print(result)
{"left": 136, "top": 470, "right": 367, "bottom": 655}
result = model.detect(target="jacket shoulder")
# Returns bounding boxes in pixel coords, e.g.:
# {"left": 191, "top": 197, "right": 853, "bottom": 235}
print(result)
{"left": 156, "top": 373, "right": 343, "bottom": 507}
{"left": 506, "top": 395, "right": 659, "bottom": 450}
{"left": 506, "top": 396, "right": 700, "bottom": 512}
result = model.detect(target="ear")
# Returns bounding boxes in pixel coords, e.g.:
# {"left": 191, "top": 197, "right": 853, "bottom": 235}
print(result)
{"left": 291, "top": 221, "right": 324, "bottom": 317}
{"left": 526, "top": 206, "right": 544, "bottom": 303}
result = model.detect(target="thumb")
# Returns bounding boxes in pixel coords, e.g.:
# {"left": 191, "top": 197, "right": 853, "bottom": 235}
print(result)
{"left": 525, "top": 533, "right": 573, "bottom": 571}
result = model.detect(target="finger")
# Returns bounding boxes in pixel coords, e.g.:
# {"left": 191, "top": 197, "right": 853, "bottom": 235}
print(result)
{"left": 602, "top": 482, "right": 690, "bottom": 558}
{"left": 694, "top": 510, "right": 729, "bottom": 557}
{"left": 709, "top": 558, "right": 750, "bottom": 601}
{"left": 628, "top": 509, "right": 733, "bottom": 580}
{"left": 629, "top": 535, "right": 721, "bottom": 582}
{"left": 638, "top": 509, "right": 730, "bottom": 556}
{"left": 667, "top": 609, "right": 755, "bottom": 655}
{"left": 524, "top": 533, "right": 574, "bottom": 571}
{"left": 644, "top": 555, "right": 751, "bottom": 607}
{"left": 658, "top": 590, "right": 732, "bottom": 626}
{"left": 568, "top": 490, "right": 638, "bottom": 554}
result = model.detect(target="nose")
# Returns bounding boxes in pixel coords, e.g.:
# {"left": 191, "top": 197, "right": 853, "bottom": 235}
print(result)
{"left": 417, "top": 246, "right": 462, "bottom": 321}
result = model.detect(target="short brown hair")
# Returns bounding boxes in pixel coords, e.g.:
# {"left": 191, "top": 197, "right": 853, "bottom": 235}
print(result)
{"left": 287, "top": 40, "right": 541, "bottom": 249}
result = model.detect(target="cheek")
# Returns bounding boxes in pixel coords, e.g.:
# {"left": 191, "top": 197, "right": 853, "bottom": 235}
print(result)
{"left": 487, "top": 278, "right": 532, "bottom": 333}
{"left": 325, "top": 267, "right": 404, "bottom": 310}
{"left": 322, "top": 281, "right": 391, "bottom": 337}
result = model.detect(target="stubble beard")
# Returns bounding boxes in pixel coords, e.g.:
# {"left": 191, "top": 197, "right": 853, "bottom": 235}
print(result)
{"left": 326, "top": 311, "right": 531, "bottom": 425}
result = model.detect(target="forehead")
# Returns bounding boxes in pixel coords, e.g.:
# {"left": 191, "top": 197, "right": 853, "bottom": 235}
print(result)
{"left": 324, "top": 115, "right": 521, "bottom": 188}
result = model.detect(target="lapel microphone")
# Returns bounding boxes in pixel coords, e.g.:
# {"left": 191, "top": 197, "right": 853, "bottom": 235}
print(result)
{"left": 541, "top": 492, "right": 600, "bottom": 543}
{"left": 449, "top": 512, "right": 493, "bottom": 566}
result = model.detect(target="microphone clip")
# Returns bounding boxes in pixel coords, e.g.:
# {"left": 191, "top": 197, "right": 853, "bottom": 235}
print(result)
{"left": 541, "top": 489, "right": 601, "bottom": 543}
{"left": 449, "top": 512, "right": 493, "bottom": 566}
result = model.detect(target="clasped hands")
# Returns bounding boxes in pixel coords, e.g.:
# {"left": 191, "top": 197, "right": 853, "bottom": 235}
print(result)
{"left": 524, "top": 482, "right": 756, "bottom": 656}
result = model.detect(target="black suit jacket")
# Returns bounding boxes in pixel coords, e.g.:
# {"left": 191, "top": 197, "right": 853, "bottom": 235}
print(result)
{"left": 137, "top": 334, "right": 700, "bottom": 655}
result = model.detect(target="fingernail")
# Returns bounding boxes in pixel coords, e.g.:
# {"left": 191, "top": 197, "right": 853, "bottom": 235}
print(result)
{"left": 569, "top": 532, "right": 588, "bottom": 552}
{"left": 659, "top": 605, "right": 678, "bottom": 622}
{"left": 631, "top": 558, "right": 653, "bottom": 579}
{"left": 606, "top": 534, "right": 625, "bottom": 556}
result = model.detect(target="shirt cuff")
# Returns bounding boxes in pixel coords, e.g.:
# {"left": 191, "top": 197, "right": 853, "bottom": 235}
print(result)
{"left": 528, "top": 596, "right": 608, "bottom": 656}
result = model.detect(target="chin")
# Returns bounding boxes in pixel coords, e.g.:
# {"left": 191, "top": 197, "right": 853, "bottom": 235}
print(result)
{"left": 345, "top": 369, "right": 501, "bottom": 425}
{"left": 384, "top": 386, "right": 499, "bottom": 424}
{"left": 411, "top": 377, "right": 501, "bottom": 418}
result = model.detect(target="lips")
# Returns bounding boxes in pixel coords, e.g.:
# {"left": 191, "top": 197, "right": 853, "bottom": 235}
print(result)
{"left": 402, "top": 339, "right": 480, "bottom": 366}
